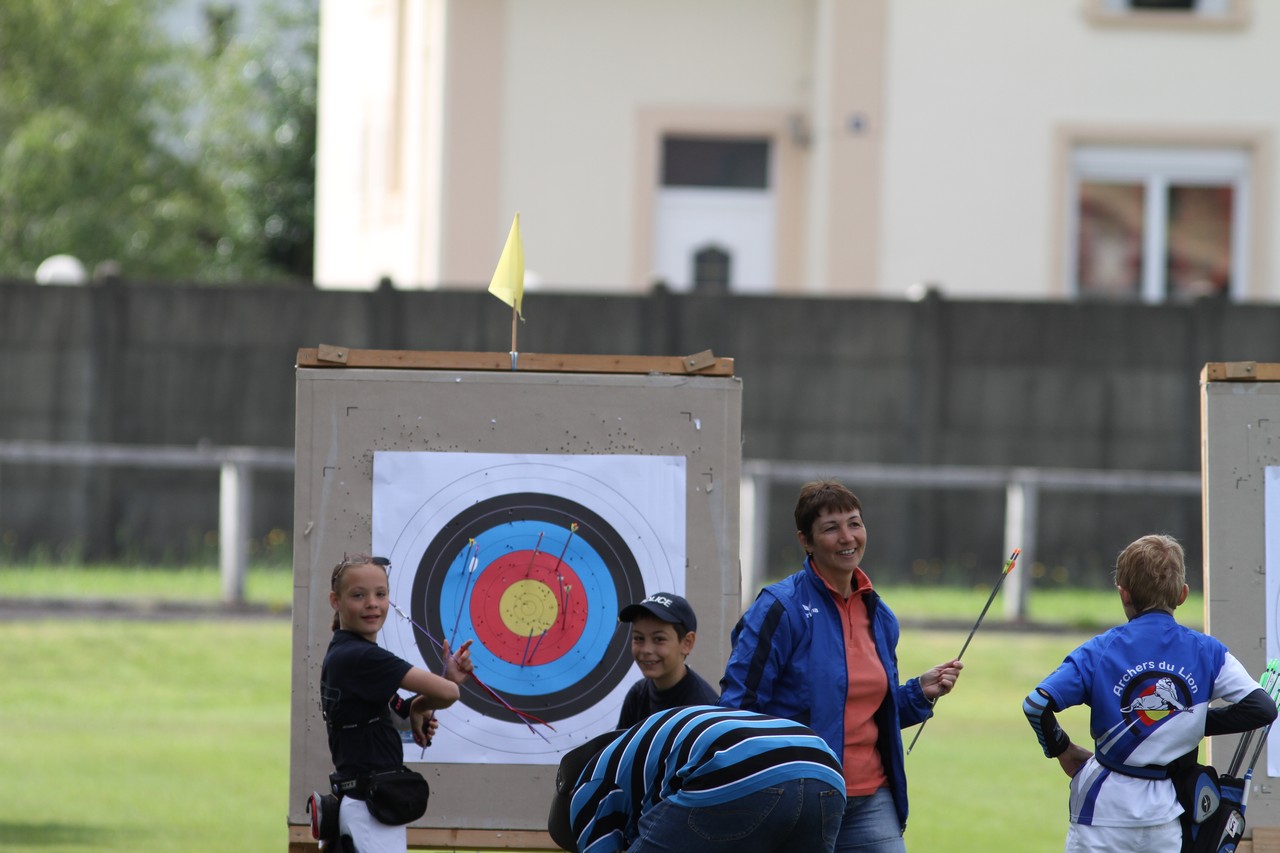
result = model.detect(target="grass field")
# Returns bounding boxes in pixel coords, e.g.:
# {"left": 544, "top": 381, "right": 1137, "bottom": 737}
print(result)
{"left": 0, "top": 566, "right": 1211, "bottom": 852}
{"left": 1, "top": 620, "right": 291, "bottom": 852}
{"left": 0, "top": 563, "right": 296, "bottom": 606}
{"left": 0, "top": 562, "right": 1205, "bottom": 632}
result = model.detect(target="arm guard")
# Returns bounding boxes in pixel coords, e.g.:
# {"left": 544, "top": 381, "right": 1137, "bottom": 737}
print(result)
{"left": 1023, "top": 687, "right": 1071, "bottom": 759}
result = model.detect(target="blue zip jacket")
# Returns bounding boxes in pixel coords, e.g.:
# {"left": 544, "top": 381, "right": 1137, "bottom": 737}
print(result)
{"left": 718, "top": 558, "right": 933, "bottom": 830}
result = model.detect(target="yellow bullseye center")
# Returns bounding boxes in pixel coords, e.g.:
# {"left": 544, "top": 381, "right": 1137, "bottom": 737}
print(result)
{"left": 499, "top": 578, "right": 560, "bottom": 636}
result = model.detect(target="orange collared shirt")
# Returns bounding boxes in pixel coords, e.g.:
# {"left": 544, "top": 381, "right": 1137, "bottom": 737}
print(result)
{"left": 823, "top": 568, "right": 888, "bottom": 796}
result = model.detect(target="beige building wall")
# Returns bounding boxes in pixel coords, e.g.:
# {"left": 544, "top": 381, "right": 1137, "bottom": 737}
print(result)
{"left": 315, "top": 0, "right": 1279, "bottom": 300}
{"left": 880, "top": 0, "right": 1277, "bottom": 300}
{"left": 500, "top": 0, "right": 812, "bottom": 292}
{"left": 316, "top": 0, "right": 887, "bottom": 294}
{"left": 315, "top": 0, "right": 448, "bottom": 290}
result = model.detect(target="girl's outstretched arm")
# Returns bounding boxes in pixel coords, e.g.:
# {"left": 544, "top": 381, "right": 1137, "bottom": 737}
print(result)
{"left": 442, "top": 639, "right": 474, "bottom": 686}
{"left": 402, "top": 639, "right": 474, "bottom": 709}
{"left": 403, "top": 640, "right": 475, "bottom": 746}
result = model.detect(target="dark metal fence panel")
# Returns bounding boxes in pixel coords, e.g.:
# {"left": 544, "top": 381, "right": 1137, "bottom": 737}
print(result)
{"left": 2, "top": 281, "right": 1276, "bottom": 579}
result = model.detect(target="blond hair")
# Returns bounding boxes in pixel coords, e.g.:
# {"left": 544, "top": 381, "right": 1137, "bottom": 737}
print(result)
{"left": 1115, "top": 534, "right": 1185, "bottom": 614}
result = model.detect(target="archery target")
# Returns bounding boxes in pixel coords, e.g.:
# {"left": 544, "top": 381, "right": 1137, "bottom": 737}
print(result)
{"left": 373, "top": 452, "right": 686, "bottom": 765}
{"left": 411, "top": 492, "right": 641, "bottom": 720}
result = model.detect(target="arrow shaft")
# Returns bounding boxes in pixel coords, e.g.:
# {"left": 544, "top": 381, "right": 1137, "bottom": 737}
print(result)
{"left": 907, "top": 548, "right": 1020, "bottom": 755}
{"left": 955, "top": 550, "right": 1020, "bottom": 661}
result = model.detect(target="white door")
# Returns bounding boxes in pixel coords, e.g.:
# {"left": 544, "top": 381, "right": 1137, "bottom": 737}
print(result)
{"left": 651, "top": 137, "right": 775, "bottom": 293}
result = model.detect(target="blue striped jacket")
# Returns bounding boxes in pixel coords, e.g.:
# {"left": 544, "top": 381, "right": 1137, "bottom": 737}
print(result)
{"left": 567, "top": 705, "right": 845, "bottom": 853}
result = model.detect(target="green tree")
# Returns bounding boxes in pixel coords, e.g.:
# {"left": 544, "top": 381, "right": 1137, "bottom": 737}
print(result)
{"left": 0, "top": 0, "right": 316, "bottom": 283}
{"left": 182, "top": 0, "right": 318, "bottom": 282}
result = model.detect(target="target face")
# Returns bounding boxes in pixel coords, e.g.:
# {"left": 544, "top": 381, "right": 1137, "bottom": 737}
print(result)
{"left": 411, "top": 492, "right": 643, "bottom": 722}
{"left": 374, "top": 452, "right": 686, "bottom": 765}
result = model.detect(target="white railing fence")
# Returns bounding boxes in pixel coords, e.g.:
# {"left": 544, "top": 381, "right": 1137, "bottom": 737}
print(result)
{"left": 0, "top": 440, "right": 294, "bottom": 604}
{"left": 740, "top": 460, "right": 1201, "bottom": 621}
{"left": 0, "top": 441, "right": 1201, "bottom": 616}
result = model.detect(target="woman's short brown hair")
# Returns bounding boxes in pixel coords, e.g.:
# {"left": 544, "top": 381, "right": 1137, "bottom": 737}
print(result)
{"left": 794, "top": 479, "right": 862, "bottom": 542}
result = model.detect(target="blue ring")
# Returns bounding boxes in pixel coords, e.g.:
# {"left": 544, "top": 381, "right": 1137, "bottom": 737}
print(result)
{"left": 439, "top": 520, "right": 620, "bottom": 696}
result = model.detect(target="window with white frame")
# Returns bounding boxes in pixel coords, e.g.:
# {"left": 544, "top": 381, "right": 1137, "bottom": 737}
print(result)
{"left": 651, "top": 136, "right": 776, "bottom": 293}
{"left": 1068, "top": 145, "right": 1250, "bottom": 302}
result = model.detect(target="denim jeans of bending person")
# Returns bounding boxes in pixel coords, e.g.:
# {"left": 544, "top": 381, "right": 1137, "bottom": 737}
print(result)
{"left": 627, "top": 777, "right": 845, "bottom": 853}
{"left": 835, "top": 788, "right": 905, "bottom": 853}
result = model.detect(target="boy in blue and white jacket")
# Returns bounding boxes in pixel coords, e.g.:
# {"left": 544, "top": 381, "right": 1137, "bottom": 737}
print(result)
{"left": 1023, "top": 534, "right": 1276, "bottom": 853}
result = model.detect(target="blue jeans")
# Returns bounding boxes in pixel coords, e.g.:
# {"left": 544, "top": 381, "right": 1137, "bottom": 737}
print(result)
{"left": 835, "top": 788, "right": 905, "bottom": 853}
{"left": 628, "top": 777, "right": 845, "bottom": 852}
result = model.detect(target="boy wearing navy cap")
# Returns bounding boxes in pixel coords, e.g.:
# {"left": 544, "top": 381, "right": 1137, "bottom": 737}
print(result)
{"left": 615, "top": 592, "right": 719, "bottom": 728}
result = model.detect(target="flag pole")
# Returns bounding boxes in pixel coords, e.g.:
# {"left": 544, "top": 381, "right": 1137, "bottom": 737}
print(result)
{"left": 487, "top": 212, "right": 525, "bottom": 369}
{"left": 907, "top": 547, "right": 1021, "bottom": 754}
{"left": 510, "top": 305, "right": 518, "bottom": 370}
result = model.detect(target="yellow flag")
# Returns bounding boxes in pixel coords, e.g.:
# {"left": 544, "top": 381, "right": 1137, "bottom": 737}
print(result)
{"left": 487, "top": 213, "right": 524, "bottom": 318}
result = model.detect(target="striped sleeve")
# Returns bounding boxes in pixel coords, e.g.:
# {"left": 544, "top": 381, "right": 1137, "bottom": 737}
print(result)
{"left": 1023, "top": 688, "right": 1071, "bottom": 759}
{"left": 720, "top": 598, "right": 788, "bottom": 712}
{"left": 572, "top": 708, "right": 691, "bottom": 852}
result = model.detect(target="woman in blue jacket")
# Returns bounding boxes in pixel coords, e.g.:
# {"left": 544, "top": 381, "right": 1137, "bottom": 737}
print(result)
{"left": 720, "top": 479, "right": 962, "bottom": 853}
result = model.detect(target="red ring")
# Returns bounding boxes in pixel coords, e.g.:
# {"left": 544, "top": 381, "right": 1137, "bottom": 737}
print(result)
{"left": 469, "top": 551, "right": 588, "bottom": 665}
